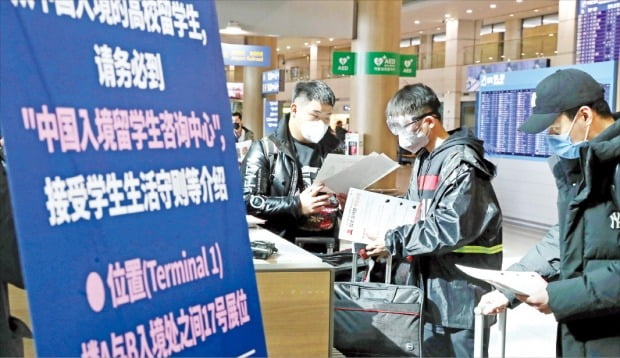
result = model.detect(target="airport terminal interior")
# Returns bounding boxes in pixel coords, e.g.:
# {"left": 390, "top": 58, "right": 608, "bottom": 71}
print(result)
{"left": 4, "top": 0, "right": 619, "bottom": 357}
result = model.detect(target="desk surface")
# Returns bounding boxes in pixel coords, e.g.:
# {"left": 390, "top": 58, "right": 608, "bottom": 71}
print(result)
{"left": 249, "top": 227, "right": 333, "bottom": 271}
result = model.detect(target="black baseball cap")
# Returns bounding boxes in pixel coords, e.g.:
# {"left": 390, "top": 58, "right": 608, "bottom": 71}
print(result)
{"left": 519, "top": 69, "right": 604, "bottom": 134}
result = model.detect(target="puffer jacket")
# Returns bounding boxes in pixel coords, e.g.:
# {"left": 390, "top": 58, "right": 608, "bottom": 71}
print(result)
{"left": 547, "top": 118, "right": 620, "bottom": 357}
{"left": 240, "top": 116, "right": 341, "bottom": 241}
{"left": 386, "top": 127, "right": 503, "bottom": 329}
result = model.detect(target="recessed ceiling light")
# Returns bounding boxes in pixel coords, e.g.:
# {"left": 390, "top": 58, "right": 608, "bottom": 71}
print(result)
{"left": 466, "top": 9, "right": 473, "bottom": 14}
{"left": 436, "top": 27, "right": 441, "bottom": 30}
{"left": 490, "top": 3, "right": 496, "bottom": 8}
{"left": 304, "top": 42, "right": 308, "bottom": 46}
{"left": 444, "top": 14, "right": 451, "bottom": 18}
{"left": 317, "top": 40, "right": 321, "bottom": 44}
{"left": 414, "top": 20, "right": 420, "bottom": 24}
{"left": 516, "top": 0, "right": 523, "bottom": 3}
{"left": 509, "top": 13, "right": 514, "bottom": 17}
{"left": 419, "top": 30, "right": 424, "bottom": 34}
{"left": 286, "top": 45, "right": 291, "bottom": 49}
{"left": 276, "top": 48, "right": 279, "bottom": 51}
{"left": 534, "top": 9, "right": 539, "bottom": 12}
{"left": 329, "top": 38, "right": 334, "bottom": 41}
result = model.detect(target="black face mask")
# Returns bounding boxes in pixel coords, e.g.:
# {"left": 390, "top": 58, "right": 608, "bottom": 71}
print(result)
{"left": 234, "top": 123, "right": 241, "bottom": 130}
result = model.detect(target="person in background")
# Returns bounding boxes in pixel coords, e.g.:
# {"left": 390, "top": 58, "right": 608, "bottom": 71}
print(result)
{"left": 334, "top": 120, "right": 348, "bottom": 143}
{"left": 240, "top": 80, "right": 343, "bottom": 244}
{"left": 0, "top": 135, "right": 32, "bottom": 357}
{"left": 365, "top": 83, "right": 503, "bottom": 357}
{"left": 481, "top": 68, "right": 619, "bottom": 357}
{"left": 232, "top": 112, "right": 255, "bottom": 143}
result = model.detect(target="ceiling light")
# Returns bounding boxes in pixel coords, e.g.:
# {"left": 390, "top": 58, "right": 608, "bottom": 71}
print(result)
{"left": 466, "top": 9, "right": 473, "bottom": 14}
{"left": 534, "top": 9, "right": 539, "bottom": 12}
{"left": 317, "top": 40, "right": 321, "bottom": 44}
{"left": 276, "top": 48, "right": 280, "bottom": 51}
{"left": 419, "top": 30, "right": 424, "bottom": 34}
{"left": 286, "top": 45, "right": 291, "bottom": 49}
{"left": 414, "top": 20, "right": 420, "bottom": 24}
{"left": 444, "top": 14, "right": 451, "bottom": 18}
{"left": 509, "top": 13, "right": 514, "bottom": 17}
{"left": 329, "top": 38, "right": 334, "bottom": 41}
{"left": 490, "top": 4, "right": 496, "bottom": 8}
{"left": 304, "top": 42, "right": 308, "bottom": 46}
{"left": 516, "top": 0, "right": 523, "bottom": 3}
{"left": 219, "top": 20, "right": 248, "bottom": 35}
{"left": 436, "top": 27, "right": 441, "bottom": 30}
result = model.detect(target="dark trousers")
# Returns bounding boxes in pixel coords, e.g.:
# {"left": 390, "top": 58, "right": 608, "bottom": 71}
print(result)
{"left": 423, "top": 322, "right": 489, "bottom": 358}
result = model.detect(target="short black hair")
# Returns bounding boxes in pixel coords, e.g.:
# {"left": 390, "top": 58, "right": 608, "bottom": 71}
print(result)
{"left": 232, "top": 112, "right": 242, "bottom": 120}
{"left": 292, "top": 80, "right": 336, "bottom": 107}
{"left": 561, "top": 98, "right": 612, "bottom": 120}
{"left": 385, "top": 83, "right": 441, "bottom": 120}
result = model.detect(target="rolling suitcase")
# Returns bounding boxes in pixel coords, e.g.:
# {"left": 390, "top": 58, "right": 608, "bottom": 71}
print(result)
{"left": 333, "top": 248, "right": 423, "bottom": 357}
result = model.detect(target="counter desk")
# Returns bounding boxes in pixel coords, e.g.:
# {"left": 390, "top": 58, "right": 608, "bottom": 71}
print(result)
{"left": 250, "top": 227, "right": 334, "bottom": 358}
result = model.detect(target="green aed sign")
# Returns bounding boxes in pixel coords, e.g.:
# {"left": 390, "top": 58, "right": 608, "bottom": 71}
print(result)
{"left": 332, "top": 52, "right": 356, "bottom": 75}
{"left": 366, "top": 52, "right": 399, "bottom": 75}
{"left": 400, "top": 54, "right": 418, "bottom": 77}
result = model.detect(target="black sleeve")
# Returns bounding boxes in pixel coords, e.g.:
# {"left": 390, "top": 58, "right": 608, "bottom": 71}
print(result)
{"left": 387, "top": 163, "right": 501, "bottom": 256}
{"left": 240, "top": 140, "right": 301, "bottom": 220}
{"left": 0, "top": 158, "right": 25, "bottom": 289}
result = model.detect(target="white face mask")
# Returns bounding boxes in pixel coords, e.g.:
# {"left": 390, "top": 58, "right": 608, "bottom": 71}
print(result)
{"left": 399, "top": 128, "right": 429, "bottom": 154}
{"left": 300, "top": 120, "right": 329, "bottom": 143}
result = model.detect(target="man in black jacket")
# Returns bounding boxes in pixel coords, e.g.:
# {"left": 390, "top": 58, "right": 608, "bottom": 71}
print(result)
{"left": 482, "top": 69, "right": 620, "bottom": 357}
{"left": 366, "top": 83, "right": 503, "bottom": 357}
{"left": 240, "top": 80, "right": 342, "bottom": 243}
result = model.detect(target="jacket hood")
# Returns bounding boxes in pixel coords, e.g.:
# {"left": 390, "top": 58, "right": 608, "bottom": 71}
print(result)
{"left": 589, "top": 116, "right": 620, "bottom": 165}
{"left": 435, "top": 127, "right": 497, "bottom": 178}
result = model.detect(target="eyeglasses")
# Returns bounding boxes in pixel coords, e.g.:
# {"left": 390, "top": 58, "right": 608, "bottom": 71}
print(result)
{"left": 387, "top": 111, "right": 438, "bottom": 135}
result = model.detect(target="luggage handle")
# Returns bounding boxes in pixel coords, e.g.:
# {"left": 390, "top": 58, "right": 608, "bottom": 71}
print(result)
{"left": 351, "top": 243, "right": 392, "bottom": 284}
{"left": 348, "top": 283, "right": 399, "bottom": 301}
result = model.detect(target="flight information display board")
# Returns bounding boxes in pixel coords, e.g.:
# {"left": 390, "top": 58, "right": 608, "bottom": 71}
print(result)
{"left": 576, "top": 0, "right": 620, "bottom": 63}
{"left": 476, "top": 61, "right": 617, "bottom": 157}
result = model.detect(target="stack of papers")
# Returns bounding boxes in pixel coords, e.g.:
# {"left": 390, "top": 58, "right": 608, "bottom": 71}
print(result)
{"left": 315, "top": 152, "right": 400, "bottom": 194}
{"left": 338, "top": 188, "right": 418, "bottom": 244}
{"left": 246, "top": 215, "right": 266, "bottom": 228}
{"left": 456, "top": 264, "right": 547, "bottom": 296}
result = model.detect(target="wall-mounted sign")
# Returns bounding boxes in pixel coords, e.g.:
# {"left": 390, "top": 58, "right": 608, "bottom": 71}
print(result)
{"left": 399, "top": 54, "right": 418, "bottom": 77}
{"left": 465, "top": 58, "right": 550, "bottom": 92}
{"left": 227, "top": 82, "right": 244, "bottom": 99}
{"left": 366, "top": 52, "right": 399, "bottom": 75}
{"left": 263, "top": 100, "right": 281, "bottom": 136}
{"left": 1, "top": 1, "right": 266, "bottom": 356}
{"left": 222, "top": 43, "right": 271, "bottom": 67}
{"left": 332, "top": 52, "right": 356, "bottom": 75}
{"left": 261, "top": 69, "right": 285, "bottom": 95}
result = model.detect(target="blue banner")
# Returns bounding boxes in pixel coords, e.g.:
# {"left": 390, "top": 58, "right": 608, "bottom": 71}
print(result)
{"left": 0, "top": 0, "right": 266, "bottom": 356}
{"left": 263, "top": 100, "right": 280, "bottom": 136}
{"left": 222, "top": 43, "right": 271, "bottom": 67}
{"left": 261, "top": 69, "right": 284, "bottom": 95}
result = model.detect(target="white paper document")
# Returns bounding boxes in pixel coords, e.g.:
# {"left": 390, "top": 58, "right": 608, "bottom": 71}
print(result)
{"left": 456, "top": 264, "right": 547, "bottom": 296}
{"left": 315, "top": 152, "right": 400, "bottom": 194}
{"left": 245, "top": 214, "right": 266, "bottom": 228}
{"left": 235, "top": 140, "right": 252, "bottom": 163}
{"left": 339, "top": 188, "right": 419, "bottom": 244}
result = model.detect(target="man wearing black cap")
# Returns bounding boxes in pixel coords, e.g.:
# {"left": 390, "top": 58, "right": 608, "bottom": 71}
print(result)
{"left": 514, "top": 68, "right": 619, "bottom": 357}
